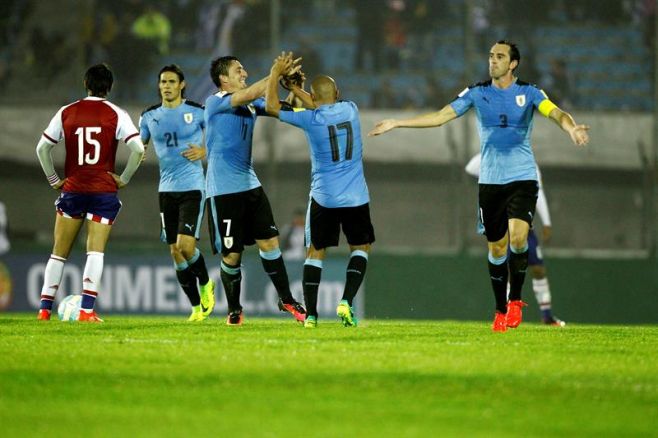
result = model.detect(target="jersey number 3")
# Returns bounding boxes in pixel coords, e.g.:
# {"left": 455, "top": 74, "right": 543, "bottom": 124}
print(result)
{"left": 74, "top": 127, "right": 101, "bottom": 165}
{"left": 327, "top": 122, "right": 353, "bottom": 162}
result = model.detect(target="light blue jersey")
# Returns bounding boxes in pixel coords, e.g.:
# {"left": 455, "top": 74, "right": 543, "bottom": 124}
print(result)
{"left": 139, "top": 100, "right": 205, "bottom": 192}
{"left": 204, "top": 91, "right": 268, "bottom": 197}
{"left": 279, "top": 101, "right": 369, "bottom": 208}
{"left": 450, "top": 79, "right": 556, "bottom": 185}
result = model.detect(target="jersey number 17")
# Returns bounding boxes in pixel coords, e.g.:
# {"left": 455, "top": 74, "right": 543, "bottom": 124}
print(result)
{"left": 327, "top": 122, "right": 353, "bottom": 162}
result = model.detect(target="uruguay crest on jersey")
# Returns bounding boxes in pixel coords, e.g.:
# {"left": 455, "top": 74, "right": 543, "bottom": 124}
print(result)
{"left": 515, "top": 94, "right": 526, "bottom": 107}
{"left": 184, "top": 113, "right": 193, "bottom": 124}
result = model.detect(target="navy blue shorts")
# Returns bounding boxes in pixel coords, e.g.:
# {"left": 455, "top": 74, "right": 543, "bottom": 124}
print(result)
{"left": 55, "top": 192, "right": 122, "bottom": 224}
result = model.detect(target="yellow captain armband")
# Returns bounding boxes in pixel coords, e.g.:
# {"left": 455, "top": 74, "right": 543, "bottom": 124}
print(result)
{"left": 538, "top": 99, "right": 558, "bottom": 118}
{"left": 292, "top": 107, "right": 306, "bottom": 112}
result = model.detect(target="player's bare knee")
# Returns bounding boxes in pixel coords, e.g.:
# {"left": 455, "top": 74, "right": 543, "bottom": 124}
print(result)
{"left": 509, "top": 234, "right": 528, "bottom": 251}
{"left": 176, "top": 243, "right": 195, "bottom": 259}
{"left": 306, "top": 246, "right": 326, "bottom": 260}
{"left": 257, "top": 237, "right": 279, "bottom": 252}
{"left": 349, "top": 243, "right": 370, "bottom": 253}
{"left": 169, "top": 245, "right": 182, "bottom": 259}
{"left": 489, "top": 241, "right": 507, "bottom": 258}
{"left": 223, "top": 252, "right": 241, "bottom": 266}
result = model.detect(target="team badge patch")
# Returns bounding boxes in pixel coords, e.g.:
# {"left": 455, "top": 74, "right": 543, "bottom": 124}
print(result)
{"left": 223, "top": 237, "right": 233, "bottom": 249}
{"left": 515, "top": 95, "right": 526, "bottom": 107}
{"left": 184, "top": 113, "right": 193, "bottom": 124}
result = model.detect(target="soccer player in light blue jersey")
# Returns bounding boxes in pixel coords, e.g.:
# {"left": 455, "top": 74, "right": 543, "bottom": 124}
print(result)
{"left": 466, "top": 153, "right": 565, "bottom": 327}
{"left": 369, "top": 40, "right": 589, "bottom": 332}
{"left": 266, "top": 55, "right": 375, "bottom": 328}
{"left": 139, "top": 65, "right": 215, "bottom": 322}
{"left": 204, "top": 55, "right": 306, "bottom": 325}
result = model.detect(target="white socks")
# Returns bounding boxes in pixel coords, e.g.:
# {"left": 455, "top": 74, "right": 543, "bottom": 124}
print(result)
{"left": 40, "top": 254, "right": 66, "bottom": 298}
{"left": 532, "top": 278, "right": 552, "bottom": 310}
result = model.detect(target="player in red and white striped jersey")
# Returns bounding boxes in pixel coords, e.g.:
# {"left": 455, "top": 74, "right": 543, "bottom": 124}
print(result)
{"left": 35, "top": 63, "right": 145, "bottom": 322}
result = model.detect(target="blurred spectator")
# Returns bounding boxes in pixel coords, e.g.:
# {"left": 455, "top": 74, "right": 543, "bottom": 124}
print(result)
{"left": 234, "top": 1, "right": 271, "bottom": 53}
{"left": 632, "top": 0, "right": 656, "bottom": 50}
{"left": 424, "top": 76, "right": 446, "bottom": 109}
{"left": 195, "top": 0, "right": 221, "bottom": 51}
{"left": 172, "top": 0, "right": 201, "bottom": 49}
{"left": 471, "top": 0, "right": 491, "bottom": 53}
{"left": 0, "top": 201, "right": 9, "bottom": 256}
{"left": 298, "top": 39, "right": 323, "bottom": 79}
{"left": 353, "top": 0, "right": 385, "bottom": 71}
{"left": 82, "top": 9, "right": 119, "bottom": 66}
{"left": 540, "top": 59, "right": 572, "bottom": 109}
{"left": 372, "top": 78, "right": 399, "bottom": 108}
{"left": 383, "top": 1, "right": 407, "bottom": 70}
{"left": 520, "top": 50, "right": 541, "bottom": 85}
{"left": 132, "top": 5, "right": 171, "bottom": 55}
{"left": 111, "top": 11, "right": 153, "bottom": 102}
{"left": 0, "top": 52, "right": 8, "bottom": 92}
{"left": 214, "top": 0, "right": 247, "bottom": 56}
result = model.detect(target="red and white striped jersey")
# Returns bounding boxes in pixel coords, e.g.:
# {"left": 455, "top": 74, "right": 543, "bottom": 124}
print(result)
{"left": 42, "top": 97, "right": 139, "bottom": 193}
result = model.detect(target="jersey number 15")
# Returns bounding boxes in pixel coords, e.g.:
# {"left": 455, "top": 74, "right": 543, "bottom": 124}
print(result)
{"left": 74, "top": 127, "right": 101, "bottom": 165}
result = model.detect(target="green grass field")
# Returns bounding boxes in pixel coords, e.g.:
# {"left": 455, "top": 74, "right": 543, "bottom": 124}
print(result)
{"left": 1, "top": 315, "right": 657, "bottom": 437}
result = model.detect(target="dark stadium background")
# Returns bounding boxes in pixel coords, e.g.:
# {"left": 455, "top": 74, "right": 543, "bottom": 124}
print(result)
{"left": 0, "top": 0, "right": 656, "bottom": 323}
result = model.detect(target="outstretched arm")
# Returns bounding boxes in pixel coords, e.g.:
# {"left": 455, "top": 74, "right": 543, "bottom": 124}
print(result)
{"left": 548, "top": 107, "right": 590, "bottom": 146}
{"left": 368, "top": 104, "right": 459, "bottom": 136}
{"left": 230, "top": 76, "right": 270, "bottom": 107}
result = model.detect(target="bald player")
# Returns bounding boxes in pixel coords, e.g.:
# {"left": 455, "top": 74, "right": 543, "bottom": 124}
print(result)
{"left": 266, "top": 55, "right": 375, "bottom": 328}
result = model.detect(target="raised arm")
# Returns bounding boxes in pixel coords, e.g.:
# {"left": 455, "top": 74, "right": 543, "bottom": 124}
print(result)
{"left": 230, "top": 76, "right": 269, "bottom": 107}
{"left": 547, "top": 107, "right": 589, "bottom": 146}
{"left": 368, "top": 103, "right": 459, "bottom": 136}
{"left": 265, "top": 53, "right": 298, "bottom": 117}
{"left": 281, "top": 71, "right": 312, "bottom": 108}
{"left": 289, "top": 84, "right": 315, "bottom": 109}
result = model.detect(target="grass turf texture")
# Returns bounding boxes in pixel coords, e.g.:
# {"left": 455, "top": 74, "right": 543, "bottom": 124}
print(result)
{"left": 1, "top": 315, "right": 657, "bottom": 437}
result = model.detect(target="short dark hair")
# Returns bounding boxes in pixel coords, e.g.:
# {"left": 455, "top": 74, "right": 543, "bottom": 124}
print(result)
{"left": 210, "top": 56, "right": 239, "bottom": 88}
{"left": 158, "top": 64, "right": 186, "bottom": 98}
{"left": 497, "top": 40, "right": 520, "bottom": 71}
{"left": 84, "top": 63, "right": 113, "bottom": 97}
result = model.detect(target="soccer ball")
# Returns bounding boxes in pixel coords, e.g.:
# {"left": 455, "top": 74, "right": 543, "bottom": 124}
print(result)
{"left": 58, "top": 294, "right": 82, "bottom": 321}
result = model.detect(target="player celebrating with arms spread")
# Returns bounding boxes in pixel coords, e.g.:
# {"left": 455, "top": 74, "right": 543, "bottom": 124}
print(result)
{"left": 266, "top": 54, "right": 375, "bottom": 328}
{"left": 36, "top": 63, "right": 145, "bottom": 322}
{"left": 140, "top": 64, "right": 215, "bottom": 322}
{"left": 369, "top": 41, "right": 589, "bottom": 332}
{"left": 204, "top": 54, "right": 306, "bottom": 325}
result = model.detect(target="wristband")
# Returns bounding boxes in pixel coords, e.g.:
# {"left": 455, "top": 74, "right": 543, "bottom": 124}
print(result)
{"left": 47, "top": 173, "right": 61, "bottom": 187}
